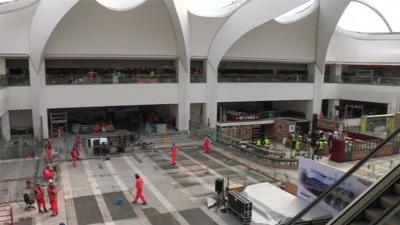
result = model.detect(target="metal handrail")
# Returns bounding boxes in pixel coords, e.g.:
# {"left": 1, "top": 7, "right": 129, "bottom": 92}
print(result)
{"left": 285, "top": 128, "right": 400, "bottom": 225}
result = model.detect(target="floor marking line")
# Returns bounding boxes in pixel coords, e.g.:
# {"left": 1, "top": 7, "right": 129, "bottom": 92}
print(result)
{"left": 82, "top": 160, "right": 115, "bottom": 225}
{"left": 123, "top": 155, "right": 191, "bottom": 225}
{"left": 104, "top": 160, "right": 152, "bottom": 225}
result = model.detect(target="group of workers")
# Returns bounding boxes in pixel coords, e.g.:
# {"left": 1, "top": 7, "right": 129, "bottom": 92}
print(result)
{"left": 35, "top": 180, "right": 58, "bottom": 217}
{"left": 255, "top": 137, "right": 272, "bottom": 148}
{"left": 38, "top": 140, "right": 59, "bottom": 217}
{"left": 290, "top": 131, "right": 329, "bottom": 159}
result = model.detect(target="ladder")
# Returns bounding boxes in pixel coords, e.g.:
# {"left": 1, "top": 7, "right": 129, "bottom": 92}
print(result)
{"left": 50, "top": 112, "right": 68, "bottom": 138}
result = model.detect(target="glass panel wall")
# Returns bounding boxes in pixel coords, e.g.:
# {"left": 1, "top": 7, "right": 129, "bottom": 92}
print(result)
{"left": 6, "top": 59, "right": 30, "bottom": 86}
{"left": 45, "top": 59, "right": 177, "bottom": 85}
{"left": 190, "top": 60, "right": 205, "bottom": 83}
{"left": 325, "top": 64, "right": 400, "bottom": 85}
{"left": 218, "top": 61, "right": 312, "bottom": 83}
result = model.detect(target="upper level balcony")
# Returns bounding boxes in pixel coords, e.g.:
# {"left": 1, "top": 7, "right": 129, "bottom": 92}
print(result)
{"left": 45, "top": 58, "right": 177, "bottom": 85}
{"left": 325, "top": 64, "right": 400, "bottom": 86}
{"left": 217, "top": 61, "right": 313, "bottom": 83}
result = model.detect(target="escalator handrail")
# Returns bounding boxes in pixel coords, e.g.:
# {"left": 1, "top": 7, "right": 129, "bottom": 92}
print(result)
{"left": 286, "top": 128, "right": 400, "bottom": 225}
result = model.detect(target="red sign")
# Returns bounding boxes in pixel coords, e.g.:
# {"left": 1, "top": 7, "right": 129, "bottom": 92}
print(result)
{"left": 233, "top": 114, "right": 260, "bottom": 121}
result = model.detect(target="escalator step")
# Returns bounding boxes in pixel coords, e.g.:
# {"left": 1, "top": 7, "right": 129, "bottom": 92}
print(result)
{"left": 349, "top": 221, "right": 369, "bottom": 225}
{"left": 365, "top": 208, "right": 384, "bottom": 221}
{"left": 395, "top": 183, "right": 400, "bottom": 196}
{"left": 380, "top": 195, "right": 400, "bottom": 209}
{"left": 385, "top": 215, "right": 400, "bottom": 225}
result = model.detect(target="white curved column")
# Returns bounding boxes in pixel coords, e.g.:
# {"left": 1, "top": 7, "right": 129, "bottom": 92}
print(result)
{"left": 207, "top": 0, "right": 308, "bottom": 71}
{"left": 29, "top": 60, "right": 48, "bottom": 139}
{"left": 315, "top": 0, "right": 351, "bottom": 72}
{"left": 29, "top": 0, "right": 80, "bottom": 73}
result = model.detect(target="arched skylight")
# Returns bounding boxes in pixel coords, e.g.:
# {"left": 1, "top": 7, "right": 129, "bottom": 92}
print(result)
{"left": 275, "top": 0, "right": 318, "bottom": 24}
{"left": 338, "top": 0, "right": 400, "bottom": 34}
{"left": 96, "top": 0, "right": 146, "bottom": 12}
{"left": 186, "top": 0, "right": 246, "bottom": 17}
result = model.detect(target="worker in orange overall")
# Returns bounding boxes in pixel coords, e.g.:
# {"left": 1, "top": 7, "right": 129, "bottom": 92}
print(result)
{"left": 34, "top": 184, "right": 48, "bottom": 213}
{"left": 71, "top": 148, "right": 79, "bottom": 168}
{"left": 48, "top": 181, "right": 58, "bottom": 217}
{"left": 132, "top": 173, "right": 147, "bottom": 205}
{"left": 171, "top": 143, "right": 177, "bottom": 166}
{"left": 203, "top": 135, "right": 211, "bottom": 153}
{"left": 43, "top": 165, "right": 53, "bottom": 183}
{"left": 46, "top": 144, "right": 52, "bottom": 162}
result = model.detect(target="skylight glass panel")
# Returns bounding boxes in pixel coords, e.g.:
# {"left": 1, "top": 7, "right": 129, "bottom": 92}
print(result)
{"left": 338, "top": 1, "right": 390, "bottom": 33}
{"left": 96, "top": 0, "right": 146, "bottom": 11}
{"left": 363, "top": 0, "right": 400, "bottom": 32}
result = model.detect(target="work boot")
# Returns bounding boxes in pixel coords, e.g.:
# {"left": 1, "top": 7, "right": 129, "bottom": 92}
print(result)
{"left": 44, "top": 208, "right": 48, "bottom": 213}
{"left": 131, "top": 201, "right": 137, "bottom": 204}
{"left": 141, "top": 202, "right": 147, "bottom": 205}
{"left": 39, "top": 209, "right": 44, "bottom": 213}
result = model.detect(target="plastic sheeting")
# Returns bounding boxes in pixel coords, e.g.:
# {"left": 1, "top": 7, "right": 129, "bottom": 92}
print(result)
{"left": 241, "top": 182, "right": 331, "bottom": 225}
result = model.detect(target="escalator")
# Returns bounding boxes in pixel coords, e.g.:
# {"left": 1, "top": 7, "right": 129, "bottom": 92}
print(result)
{"left": 283, "top": 129, "right": 400, "bottom": 225}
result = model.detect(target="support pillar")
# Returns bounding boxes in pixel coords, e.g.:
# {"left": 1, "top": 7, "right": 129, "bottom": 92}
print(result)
{"left": 177, "top": 60, "right": 190, "bottom": 131}
{"left": 29, "top": 60, "right": 48, "bottom": 140}
{"left": 0, "top": 58, "right": 10, "bottom": 141}
{"left": 205, "top": 60, "right": 218, "bottom": 128}
{"left": 328, "top": 99, "right": 340, "bottom": 119}
{"left": 311, "top": 64, "right": 324, "bottom": 116}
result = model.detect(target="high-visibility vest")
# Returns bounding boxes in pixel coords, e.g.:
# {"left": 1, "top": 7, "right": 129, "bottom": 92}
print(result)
{"left": 295, "top": 140, "right": 301, "bottom": 151}
{"left": 256, "top": 139, "right": 262, "bottom": 146}
{"left": 264, "top": 139, "right": 271, "bottom": 146}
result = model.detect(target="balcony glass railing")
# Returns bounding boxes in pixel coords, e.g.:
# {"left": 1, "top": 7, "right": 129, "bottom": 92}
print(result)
{"left": 7, "top": 74, "right": 30, "bottom": 86}
{"left": 190, "top": 73, "right": 206, "bottom": 83}
{"left": 218, "top": 73, "right": 312, "bottom": 83}
{"left": 46, "top": 73, "right": 178, "bottom": 85}
{"left": 325, "top": 75, "right": 400, "bottom": 85}
{"left": 0, "top": 76, "right": 7, "bottom": 89}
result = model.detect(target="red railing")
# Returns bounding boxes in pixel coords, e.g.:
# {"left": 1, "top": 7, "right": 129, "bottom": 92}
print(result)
{"left": 0, "top": 204, "right": 13, "bottom": 225}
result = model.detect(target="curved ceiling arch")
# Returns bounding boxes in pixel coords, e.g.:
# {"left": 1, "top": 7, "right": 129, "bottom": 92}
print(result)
{"left": 207, "top": 0, "right": 309, "bottom": 71}
{"left": 0, "top": 0, "right": 38, "bottom": 14}
{"left": 275, "top": 0, "right": 319, "bottom": 24}
{"left": 163, "top": 0, "right": 190, "bottom": 71}
{"left": 186, "top": 0, "right": 247, "bottom": 18}
{"left": 29, "top": 0, "right": 80, "bottom": 72}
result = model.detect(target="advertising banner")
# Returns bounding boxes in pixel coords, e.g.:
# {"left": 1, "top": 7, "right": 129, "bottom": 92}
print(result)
{"left": 297, "top": 158, "right": 372, "bottom": 215}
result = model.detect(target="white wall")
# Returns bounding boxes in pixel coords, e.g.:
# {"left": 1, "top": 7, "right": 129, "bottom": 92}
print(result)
{"left": 0, "top": 4, "right": 37, "bottom": 55}
{"left": 45, "top": 0, "right": 177, "bottom": 57}
{"left": 322, "top": 83, "right": 400, "bottom": 105}
{"left": 188, "top": 83, "right": 206, "bottom": 103}
{"left": 217, "top": 83, "right": 314, "bottom": 102}
{"left": 326, "top": 31, "right": 400, "bottom": 64}
{"left": 45, "top": 84, "right": 179, "bottom": 109}
{"left": 224, "top": 12, "right": 317, "bottom": 62}
{"left": 190, "top": 14, "right": 226, "bottom": 58}
{"left": 8, "top": 86, "right": 31, "bottom": 109}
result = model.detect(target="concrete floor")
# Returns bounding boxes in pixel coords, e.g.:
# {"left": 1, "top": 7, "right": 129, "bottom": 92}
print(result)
{"left": 6, "top": 132, "right": 395, "bottom": 225}
{"left": 9, "top": 134, "right": 276, "bottom": 225}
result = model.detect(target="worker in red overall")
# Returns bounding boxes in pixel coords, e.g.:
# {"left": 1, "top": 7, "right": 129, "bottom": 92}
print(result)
{"left": 132, "top": 173, "right": 147, "bottom": 205}
{"left": 46, "top": 144, "right": 52, "bottom": 162}
{"left": 48, "top": 182, "right": 58, "bottom": 217}
{"left": 75, "top": 135, "right": 81, "bottom": 144}
{"left": 95, "top": 123, "right": 101, "bottom": 136}
{"left": 43, "top": 165, "right": 53, "bottom": 183}
{"left": 203, "top": 136, "right": 211, "bottom": 153}
{"left": 171, "top": 143, "right": 177, "bottom": 166}
{"left": 71, "top": 148, "right": 79, "bottom": 168}
{"left": 34, "top": 184, "right": 47, "bottom": 213}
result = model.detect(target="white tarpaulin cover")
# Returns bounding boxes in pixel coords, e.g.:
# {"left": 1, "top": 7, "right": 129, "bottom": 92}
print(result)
{"left": 241, "top": 182, "right": 331, "bottom": 225}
